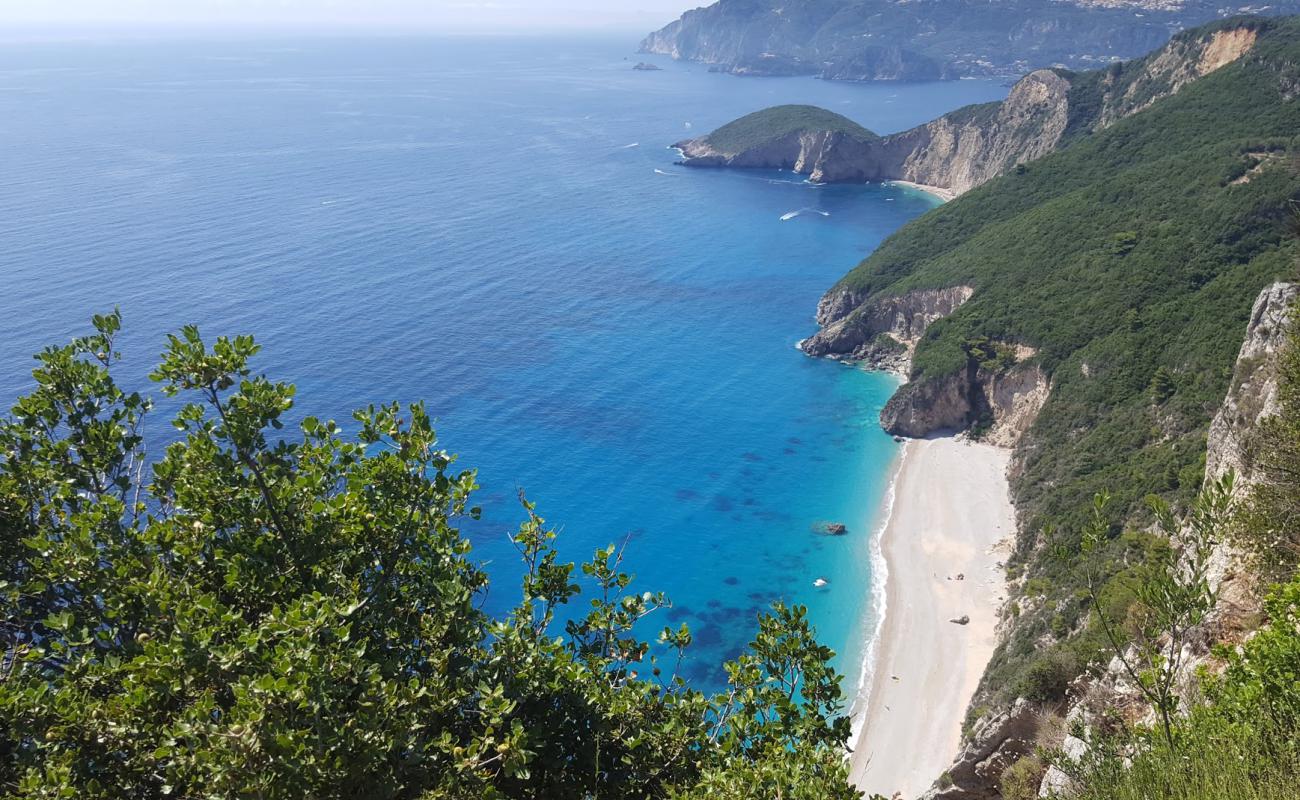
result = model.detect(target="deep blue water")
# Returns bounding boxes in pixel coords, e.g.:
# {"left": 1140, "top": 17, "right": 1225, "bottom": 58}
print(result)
{"left": 0, "top": 34, "right": 1006, "bottom": 692}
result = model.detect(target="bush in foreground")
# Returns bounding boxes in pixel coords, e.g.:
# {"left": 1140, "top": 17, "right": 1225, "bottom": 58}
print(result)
{"left": 0, "top": 314, "right": 856, "bottom": 799}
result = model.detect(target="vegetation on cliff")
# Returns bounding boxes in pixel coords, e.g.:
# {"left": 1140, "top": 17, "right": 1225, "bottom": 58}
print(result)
{"left": 1053, "top": 306, "right": 1300, "bottom": 800}
{"left": 689, "top": 104, "right": 877, "bottom": 156}
{"left": 0, "top": 315, "right": 857, "bottom": 799}
{"left": 819, "top": 15, "right": 1300, "bottom": 714}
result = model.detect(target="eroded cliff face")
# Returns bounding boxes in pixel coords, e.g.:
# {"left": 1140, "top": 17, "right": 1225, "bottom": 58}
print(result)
{"left": 800, "top": 286, "right": 974, "bottom": 364}
{"left": 675, "top": 22, "right": 1261, "bottom": 196}
{"left": 1206, "top": 281, "right": 1298, "bottom": 485}
{"left": 674, "top": 129, "right": 880, "bottom": 183}
{"left": 1094, "top": 26, "right": 1261, "bottom": 129}
{"left": 1197, "top": 281, "right": 1298, "bottom": 619}
{"left": 913, "top": 282, "right": 1297, "bottom": 800}
{"left": 675, "top": 69, "right": 1071, "bottom": 192}
{"left": 675, "top": 67, "right": 1073, "bottom": 193}
{"left": 880, "top": 361, "right": 1049, "bottom": 445}
{"left": 800, "top": 283, "right": 1050, "bottom": 443}
{"left": 919, "top": 700, "right": 1040, "bottom": 800}
{"left": 887, "top": 70, "right": 1072, "bottom": 195}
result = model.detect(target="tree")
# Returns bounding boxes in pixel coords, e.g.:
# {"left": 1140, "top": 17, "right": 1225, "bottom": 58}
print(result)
{"left": 1077, "top": 475, "right": 1233, "bottom": 749}
{"left": 0, "top": 314, "right": 856, "bottom": 799}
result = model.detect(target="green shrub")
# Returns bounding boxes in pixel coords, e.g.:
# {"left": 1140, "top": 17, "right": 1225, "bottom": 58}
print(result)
{"left": 0, "top": 315, "right": 858, "bottom": 799}
{"left": 1001, "top": 756, "right": 1046, "bottom": 800}
{"left": 1016, "top": 648, "right": 1078, "bottom": 702}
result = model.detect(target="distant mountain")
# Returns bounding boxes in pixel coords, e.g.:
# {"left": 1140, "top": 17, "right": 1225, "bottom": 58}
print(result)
{"left": 642, "top": 0, "right": 1300, "bottom": 80}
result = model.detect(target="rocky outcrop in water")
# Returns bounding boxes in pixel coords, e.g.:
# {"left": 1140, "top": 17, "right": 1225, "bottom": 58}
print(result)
{"left": 675, "top": 69, "right": 1071, "bottom": 193}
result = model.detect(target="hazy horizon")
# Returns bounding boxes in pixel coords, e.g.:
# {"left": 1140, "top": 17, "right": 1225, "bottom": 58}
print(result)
{"left": 0, "top": 0, "right": 697, "bottom": 34}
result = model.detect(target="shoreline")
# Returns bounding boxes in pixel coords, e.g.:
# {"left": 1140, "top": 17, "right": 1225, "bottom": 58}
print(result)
{"left": 887, "top": 180, "right": 957, "bottom": 203}
{"left": 848, "top": 436, "right": 1014, "bottom": 798}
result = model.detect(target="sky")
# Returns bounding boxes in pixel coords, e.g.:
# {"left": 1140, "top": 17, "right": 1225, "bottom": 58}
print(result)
{"left": 0, "top": 0, "right": 698, "bottom": 33}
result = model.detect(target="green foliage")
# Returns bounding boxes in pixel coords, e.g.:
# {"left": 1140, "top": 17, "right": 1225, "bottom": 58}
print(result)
{"left": 1063, "top": 574, "right": 1300, "bottom": 800}
{"left": 1060, "top": 298, "right": 1300, "bottom": 799}
{"left": 1001, "top": 756, "right": 1045, "bottom": 800}
{"left": 1016, "top": 648, "right": 1078, "bottom": 702}
{"left": 700, "top": 104, "right": 878, "bottom": 154}
{"left": 0, "top": 316, "right": 855, "bottom": 799}
{"left": 962, "top": 335, "right": 1019, "bottom": 373}
{"left": 868, "top": 332, "right": 906, "bottom": 354}
{"left": 1148, "top": 366, "right": 1176, "bottom": 403}
{"left": 825, "top": 16, "right": 1300, "bottom": 706}
{"left": 1077, "top": 479, "right": 1229, "bottom": 747}
{"left": 1066, "top": 711, "right": 1300, "bottom": 800}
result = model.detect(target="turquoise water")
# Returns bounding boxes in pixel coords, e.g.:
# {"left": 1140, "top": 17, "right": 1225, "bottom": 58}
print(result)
{"left": 0, "top": 34, "right": 1006, "bottom": 692}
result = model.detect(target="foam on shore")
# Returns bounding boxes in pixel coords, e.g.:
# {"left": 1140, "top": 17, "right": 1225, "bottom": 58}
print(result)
{"left": 847, "top": 437, "right": 1013, "bottom": 798}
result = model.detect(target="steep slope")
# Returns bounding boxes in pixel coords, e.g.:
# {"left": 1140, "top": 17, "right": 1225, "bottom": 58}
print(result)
{"left": 791, "top": 15, "right": 1300, "bottom": 796}
{"left": 641, "top": 0, "right": 1300, "bottom": 80}
{"left": 677, "top": 19, "right": 1267, "bottom": 194}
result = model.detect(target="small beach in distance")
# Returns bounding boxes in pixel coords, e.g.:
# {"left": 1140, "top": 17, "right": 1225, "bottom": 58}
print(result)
{"left": 850, "top": 437, "right": 1015, "bottom": 798}
{"left": 888, "top": 179, "right": 958, "bottom": 202}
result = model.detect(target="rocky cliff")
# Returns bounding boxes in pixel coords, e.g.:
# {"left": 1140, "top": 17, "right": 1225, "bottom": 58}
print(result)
{"left": 1198, "top": 281, "right": 1298, "bottom": 619}
{"left": 877, "top": 70, "right": 1072, "bottom": 195}
{"left": 640, "top": 0, "right": 1295, "bottom": 81}
{"left": 1205, "top": 281, "right": 1299, "bottom": 485}
{"left": 675, "top": 21, "right": 1263, "bottom": 196}
{"left": 915, "top": 282, "right": 1298, "bottom": 800}
{"left": 675, "top": 70, "right": 1072, "bottom": 192}
{"left": 675, "top": 129, "right": 880, "bottom": 183}
{"left": 801, "top": 286, "right": 974, "bottom": 362}
{"left": 878, "top": 352, "right": 1049, "bottom": 446}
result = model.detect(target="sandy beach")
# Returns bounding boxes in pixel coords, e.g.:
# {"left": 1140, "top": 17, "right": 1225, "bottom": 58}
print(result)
{"left": 888, "top": 180, "right": 958, "bottom": 202}
{"left": 849, "top": 437, "right": 1014, "bottom": 798}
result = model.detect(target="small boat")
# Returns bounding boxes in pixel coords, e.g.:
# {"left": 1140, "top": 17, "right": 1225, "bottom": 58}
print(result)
{"left": 813, "top": 577, "right": 829, "bottom": 588}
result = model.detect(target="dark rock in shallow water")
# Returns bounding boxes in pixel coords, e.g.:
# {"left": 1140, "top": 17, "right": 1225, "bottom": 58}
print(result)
{"left": 813, "top": 521, "right": 848, "bottom": 536}
{"left": 723, "top": 576, "right": 739, "bottom": 585}
{"left": 693, "top": 623, "right": 723, "bottom": 647}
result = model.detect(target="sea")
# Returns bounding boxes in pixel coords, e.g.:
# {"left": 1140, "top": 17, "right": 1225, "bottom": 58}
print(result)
{"left": 0, "top": 33, "right": 1007, "bottom": 694}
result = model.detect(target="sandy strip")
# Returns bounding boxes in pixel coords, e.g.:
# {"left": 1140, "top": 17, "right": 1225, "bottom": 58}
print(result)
{"left": 849, "top": 437, "right": 1013, "bottom": 798}
{"left": 887, "top": 180, "right": 957, "bottom": 202}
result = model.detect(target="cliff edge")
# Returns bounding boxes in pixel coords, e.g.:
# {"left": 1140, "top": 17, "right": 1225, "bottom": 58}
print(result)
{"left": 675, "top": 21, "right": 1263, "bottom": 197}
